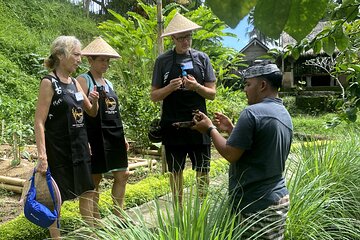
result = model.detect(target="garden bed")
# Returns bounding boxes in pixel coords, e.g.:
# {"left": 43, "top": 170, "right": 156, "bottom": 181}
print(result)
{"left": 0, "top": 144, "right": 163, "bottom": 224}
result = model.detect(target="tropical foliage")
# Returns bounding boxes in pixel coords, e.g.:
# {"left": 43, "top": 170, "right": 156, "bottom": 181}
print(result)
{"left": 1, "top": 1, "right": 359, "bottom": 239}
{"left": 96, "top": 1, "right": 245, "bottom": 148}
{"left": 206, "top": 0, "right": 360, "bottom": 123}
{"left": 0, "top": 0, "right": 100, "bottom": 145}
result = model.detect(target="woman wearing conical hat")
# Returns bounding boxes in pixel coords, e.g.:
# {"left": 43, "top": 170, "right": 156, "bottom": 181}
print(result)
{"left": 77, "top": 37, "right": 130, "bottom": 223}
{"left": 150, "top": 13, "right": 217, "bottom": 207}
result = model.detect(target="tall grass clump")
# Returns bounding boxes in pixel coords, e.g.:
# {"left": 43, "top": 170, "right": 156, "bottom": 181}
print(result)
{"left": 286, "top": 129, "right": 360, "bottom": 239}
{"left": 65, "top": 175, "right": 277, "bottom": 240}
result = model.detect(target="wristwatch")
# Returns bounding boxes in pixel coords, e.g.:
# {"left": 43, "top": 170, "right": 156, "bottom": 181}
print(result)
{"left": 207, "top": 125, "right": 217, "bottom": 137}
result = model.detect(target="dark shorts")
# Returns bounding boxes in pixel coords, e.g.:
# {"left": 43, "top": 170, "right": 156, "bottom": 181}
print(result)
{"left": 164, "top": 144, "right": 211, "bottom": 172}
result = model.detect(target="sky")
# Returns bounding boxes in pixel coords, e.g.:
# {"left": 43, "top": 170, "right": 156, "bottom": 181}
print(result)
{"left": 221, "top": 15, "right": 251, "bottom": 51}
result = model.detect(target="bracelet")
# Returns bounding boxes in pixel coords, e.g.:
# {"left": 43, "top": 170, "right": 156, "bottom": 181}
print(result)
{"left": 206, "top": 125, "right": 217, "bottom": 137}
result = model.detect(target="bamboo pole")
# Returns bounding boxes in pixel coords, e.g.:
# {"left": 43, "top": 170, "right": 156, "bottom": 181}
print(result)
{"left": 134, "top": 149, "right": 161, "bottom": 156}
{"left": 0, "top": 183, "right": 22, "bottom": 193}
{"left": 128, "top": 160, "right": 157, "bottom": 170}
{"left": 157, "top": 0, "right": 167, "bottom": 174}
{"left": 128, "top": 157, "right": 157, "bottom": 162}
{"left": 0, "top": 175, "right": 26, "bottom": 186}
{"left": 157, "top": 0, "right": 164, "bottom": 55}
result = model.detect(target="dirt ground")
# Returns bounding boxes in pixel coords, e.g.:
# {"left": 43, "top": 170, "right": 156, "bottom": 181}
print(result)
{"left": 0, "top": 144, "right": 163, "bottom": 224}
{"left": 0, "top": 144, "right": 36, "bottom": 223}
{"left": 0, "top": 144, "right": 216, "bottom": 225}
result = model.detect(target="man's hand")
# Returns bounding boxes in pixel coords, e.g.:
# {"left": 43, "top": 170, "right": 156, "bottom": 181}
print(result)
{"left": 168, "top": 77, "right": 183, "bottom": 91}
{"left": 191, "top": 111, "right": 213, "bottom": 134}
{"left": 183, "top": 75, "right": 199, "bottom": 91}
{"left": 213, "top": 112, "right": 234, "bottom": 134}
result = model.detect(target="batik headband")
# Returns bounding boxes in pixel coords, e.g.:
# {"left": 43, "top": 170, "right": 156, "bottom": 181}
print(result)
{"left": 243, "top": 64, "right": 281, "bottom": 79}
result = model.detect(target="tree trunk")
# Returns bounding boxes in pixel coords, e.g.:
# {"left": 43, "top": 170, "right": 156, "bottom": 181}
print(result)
{"left": 83, "top": 0, "right": 90, "bottom": 17}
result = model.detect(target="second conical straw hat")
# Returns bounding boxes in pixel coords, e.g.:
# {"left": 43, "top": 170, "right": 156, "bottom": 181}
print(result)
{"left": 81, "top": 36, "right": 120, "bottom": 58}
{"left": 161, "top": 13, "right": 202, "bottom": 37}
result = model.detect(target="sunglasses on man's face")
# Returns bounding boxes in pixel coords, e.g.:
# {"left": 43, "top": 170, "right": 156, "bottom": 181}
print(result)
{"left": 174, "top": 34, "right": 193, "bottom": 42}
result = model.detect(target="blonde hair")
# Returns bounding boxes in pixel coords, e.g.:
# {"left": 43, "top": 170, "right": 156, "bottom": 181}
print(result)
{"left": 44, "top": 36, "right": 82, "bottom": 70}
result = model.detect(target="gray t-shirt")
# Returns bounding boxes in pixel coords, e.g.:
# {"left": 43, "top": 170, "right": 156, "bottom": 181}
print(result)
{"left": 227, "top": 97, "right": 293, "bottom": 213}
{"left": 152, "top": 48, "right": 216, "bottom": 87}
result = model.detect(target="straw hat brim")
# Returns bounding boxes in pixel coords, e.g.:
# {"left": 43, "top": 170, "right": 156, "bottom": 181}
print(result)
{"left": 161, "top": 13, "right": 202, "bottom": 37}
{"left": 81, "top": 37, "right": 120, "bottom": 58}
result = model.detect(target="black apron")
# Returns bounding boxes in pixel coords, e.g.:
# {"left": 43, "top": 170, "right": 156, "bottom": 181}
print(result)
{"left": 44, "top": 74, "right": 94, "bottom": 201}
{"left": 161, "top": 49, "right": 210, "bottom": 145}
{"left": 85, "top": 72, "right": 128, "bottom": 174}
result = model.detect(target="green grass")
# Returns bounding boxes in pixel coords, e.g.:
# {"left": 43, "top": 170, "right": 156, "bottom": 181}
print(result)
{"left": 65, "top": 129, "right": 360, "bottom": 240}
{"left": 286, "top": 130, "right": 360, "bottom": 239}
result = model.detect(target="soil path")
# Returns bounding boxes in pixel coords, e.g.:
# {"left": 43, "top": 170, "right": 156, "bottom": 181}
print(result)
{"left": 0, "top": 145, "right": 36, "bottom": 223}
{"left": 0, "top": 144, "right": 163, "bottom": 224}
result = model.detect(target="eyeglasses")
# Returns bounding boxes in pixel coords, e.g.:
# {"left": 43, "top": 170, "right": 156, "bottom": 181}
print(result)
{"left": 174, "top": 34, "right": 193, "bottom": 42}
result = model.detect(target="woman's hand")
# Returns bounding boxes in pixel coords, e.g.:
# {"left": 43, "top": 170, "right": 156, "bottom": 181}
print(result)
{"left": 88, "top": 85, "right": 100, "bottom": 102}
{"left": 36, "top": 154, "right": 48, "bottom": 174}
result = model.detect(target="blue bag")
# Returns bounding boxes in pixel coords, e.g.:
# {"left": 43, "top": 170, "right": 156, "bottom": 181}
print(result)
{"left": 24, "top": 168, "right": 59, "bottom": 228}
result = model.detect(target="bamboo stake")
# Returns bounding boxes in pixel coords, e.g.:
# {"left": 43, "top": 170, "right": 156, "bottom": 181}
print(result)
{"left": 128, "top": 157, "right": 156, "bottom": 162}
{"left": 156, "top": 0, "right": 167, "bottom": 174}
{"left": 0, "top": 175, "right": 26, "bottom": 186}
{"left": 128, "top": 160, "right": 157, "bottom": 170}
{"left": 157, "top": 0, "right": 164, "bottom": 55}
{"left": 134, "top": 149, "right": 161, "bottom": 156}
{"left": 0, "top": 183, "right": 22, "bottom": 193}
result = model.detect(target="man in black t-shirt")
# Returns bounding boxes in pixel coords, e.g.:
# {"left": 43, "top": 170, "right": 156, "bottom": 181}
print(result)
{"left": 151, "top": 13, "right": 216, "bottom": 207}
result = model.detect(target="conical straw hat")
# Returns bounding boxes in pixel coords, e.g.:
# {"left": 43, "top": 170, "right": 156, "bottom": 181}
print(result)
{"left": 161, "top": 13, "right": 202, "bottom": 37}
{"left": 81, "top": 36, "right": 120, "bottom": 58}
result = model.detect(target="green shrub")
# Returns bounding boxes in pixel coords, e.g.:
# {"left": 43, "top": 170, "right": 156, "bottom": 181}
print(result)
{"left": 0, "top": 159, "right": 228, "bottom": 240}
{"left": 286, "top": 130, "right": 360, "bottom": 239}
{"left": 207, "top": 86, "right": 247, "bottom": 123}
{"left": 0, "top": 54, "right": 37, "bottom": 144}
{"left": 0, "top": 0, "right": 101, "bottom": 144}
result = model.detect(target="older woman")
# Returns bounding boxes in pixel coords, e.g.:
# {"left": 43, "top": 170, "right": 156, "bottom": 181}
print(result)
{"left": 34, "top": 36, "right": 99, "bottom": 239}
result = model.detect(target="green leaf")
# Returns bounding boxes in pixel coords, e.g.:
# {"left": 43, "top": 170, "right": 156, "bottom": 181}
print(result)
{"left": 253, "top": 0, "right": 291, "bottom": 39}
{"left": 313, "top": 39, "right": 322, "bottom": 54}
{"left": 346, "top": 107, "right": 357, "bottom": 122}
{"left": 322, "top": 36, "right": 335, "bottom": 56}
{"left": 292, "top": 47, "right": 300, "bottom": 60}
{"left": 207, "top": 0, "right": 256, "bottom": 28}
{"left": 333, "top": 27, "right": 349, "bottom": 51}
{"left": 284, "top": 0, "right": 329, "bottom": 42}
{"left": 349, "top": 64, "right": 360, "bottom": 72}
